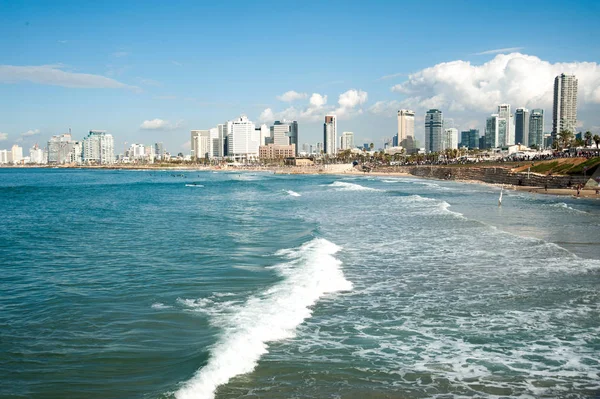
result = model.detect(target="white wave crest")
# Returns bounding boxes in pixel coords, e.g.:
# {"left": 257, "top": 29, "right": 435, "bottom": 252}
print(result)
{"left": 175, "top": 238, "right": 353, "bottom": 399}
{"left": 185, "top": 184, "right": 204, "bottom": 188}
{"left": 285, "top": 190, "right": 301, "bottom": 197}
{"left": 151, "top": 302, "right": 172, "bottom": 310}
{"left": 325, "top": 181, "right": 382, "bottom": 192}
{"left": 550, "top": 202, "right": 586, "bottom": 214}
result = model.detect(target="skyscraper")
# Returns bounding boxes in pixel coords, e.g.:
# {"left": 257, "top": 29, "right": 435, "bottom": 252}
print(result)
{"left": 340, "top": 132, "right": 354, "bottom": 150}
{"left": 515, "top": 108, "right": 530, "bottom": 146}
{"left": 289, "top": 121, "right": 299, "bottom": 156}
{"left": 425, "top": 109, "right": 443, "bottom": 153}
{"left": 217, "top": 124, "right": 228, "bottom": 156}
{"left": 397, "top": 109, "right": 415, "bottom": 150}
{"left": 552, "top": 74, "right": 578, "bottom": 141}
{"left": 497, "top": 104, "right": 513, "bottom": 146}
{"left": 529, "top": 109, "right": 544, "bottom": 148}
{"left": 323, "top": 115, "right": 337, "bottom": 155}
{"left": 468, "top": 129, "right": 480, "bottom": 149}
{"left": 485, "top": 114, "right": 499, "bottom": 149}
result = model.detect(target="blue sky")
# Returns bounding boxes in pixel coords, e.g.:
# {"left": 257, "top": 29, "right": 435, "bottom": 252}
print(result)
{"left": 1, "top": 0, "right": 599, "bottom": 152}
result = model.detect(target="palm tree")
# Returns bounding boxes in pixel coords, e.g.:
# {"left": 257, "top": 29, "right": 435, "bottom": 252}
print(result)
{"left": 369, "top": 143, "right": 374, "bottom": 152}
{"left": 584, "top": 131, "right": 593, "bottom": 147}
{"left": 557, "top": 129, "right": 574, "bottom": 149}
{"left": 594, "top": 134, "right": 600, "bottom": 149}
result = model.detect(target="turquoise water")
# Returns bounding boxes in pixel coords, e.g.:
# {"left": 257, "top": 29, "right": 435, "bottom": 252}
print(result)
{"left": 1, "top": 169, "right": 599, "bottom": 399}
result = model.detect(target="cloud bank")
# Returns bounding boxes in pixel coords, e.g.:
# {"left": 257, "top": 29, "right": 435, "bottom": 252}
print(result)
{"left": 0, "top": 132, "right": 8, "bottom": 141}
{"left": 0, "top": 65, "right": 138, "bottom": 90}
{"left": 387, "top": 53, "right": 600, "bottom": 113}
{"left": 370, "top": 53, "right": 600, "bottom": 122}
{"left": 22, "top": 129, "right": 40, "bottom": 137}
{"left": 259, "top": 89, "right": 367, "bottom": 123}
{"left": 276, "top": 90, "right": 308, "bottom": 102}
{"left": 140, "top": 119, "right": 182, "bottom": 130}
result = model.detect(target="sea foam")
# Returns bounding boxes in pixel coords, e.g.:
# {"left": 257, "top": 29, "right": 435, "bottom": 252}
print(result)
{"left": 175, "top": 238, "right": 352, "bottom": 399}
{"left": 326, "top": 181, "right": 382, "bottom": 192}
{"left": 286, "top": 190, "right": 301, "bottom": 197}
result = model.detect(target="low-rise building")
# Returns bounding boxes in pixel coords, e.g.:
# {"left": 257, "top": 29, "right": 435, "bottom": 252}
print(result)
{"left": 259, "top": 144, "right": 296, "bottom": 159}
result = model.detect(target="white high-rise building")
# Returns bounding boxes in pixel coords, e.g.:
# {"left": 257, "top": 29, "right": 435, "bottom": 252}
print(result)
{"left": 0, "top": 149, "right": 8, "bottom": 164}
{"left": 144, "top": 145, "right": 155, "bottom": 163}
{"left": 48, "top": 134, "right": 82, "bottom": 164}
{"left": 29, "top": 144, "right": 45, "bottom": 164}
{"left": 271, "top": 122, "right": 291, "bottom": 146}
{"left": 129, "top": 143, "right": 146, "bottom": 159}
{"left": 442, "top": 128, "right": 459, "bottom": 150}
{"left": 397, "top": 109, "right": 415, "bottom": 145}
{"left": 258, "top": 124, "right": 270, "bottom": 146}
{"left": 553, "top": 73, "right": 578, "bottom": 141}
{"left": 323, "top": 114, "right": 337, "bottom": 155}
{"left": 82, "top": 130, "right": 115, "bottom": 164}
{"left": 485, "top": 114, "right": 500, "bottom": 148}
{"left": 216, "top": 124, "right": 227, "bottom": 157}
{"left": 398, "top": 109, "right": 416, "bottom": 152}
{"left": 227, "top": 115, "right": 258, "bottom": 160}
{"left": 11, "top": 144, "right": 23, "bottom": 164}
{"left": 190, "top": 130, "right": 211, "bottom": 159}
{"left": 340, "top": 131, "right": 354, "bottom": 150}
{"left": 497, "top": 104, "right": 513, "bottom": 146}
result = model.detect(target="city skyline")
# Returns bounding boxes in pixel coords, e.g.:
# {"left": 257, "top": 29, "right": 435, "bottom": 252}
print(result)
{"left": 1, "top": 1, "right": 599, "bottom": 151}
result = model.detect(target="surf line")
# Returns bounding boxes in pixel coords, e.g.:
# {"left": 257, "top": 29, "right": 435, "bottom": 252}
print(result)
{"left": 174, "top": 238, "right": 352, "bottom": 399}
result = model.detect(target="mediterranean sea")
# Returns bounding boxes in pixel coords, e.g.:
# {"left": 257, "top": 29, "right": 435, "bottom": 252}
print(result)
{"left": 1, "top": 168, "right": 599, "bottom": 398}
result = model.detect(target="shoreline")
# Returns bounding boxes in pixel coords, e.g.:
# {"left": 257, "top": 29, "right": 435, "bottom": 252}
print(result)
{"left": 3, "top": 164, "right": 598, "bottom": 199}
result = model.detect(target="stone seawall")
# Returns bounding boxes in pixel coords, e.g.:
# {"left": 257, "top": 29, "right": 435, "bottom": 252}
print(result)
{"left": 374, "top": 165, "right": 588, "bottom": 188}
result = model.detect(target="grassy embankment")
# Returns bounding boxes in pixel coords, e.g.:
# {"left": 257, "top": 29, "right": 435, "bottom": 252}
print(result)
{"left": 512, "top": 157, "right": 600, "bottom": 176}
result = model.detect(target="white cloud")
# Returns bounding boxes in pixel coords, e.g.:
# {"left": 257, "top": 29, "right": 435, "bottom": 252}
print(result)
{"left": 22, "top": 129, "right": 40, "bottom": 137}
{"left": 335, "top": 89, "right": 368, "bottom": 118}
{"left": 368, "top": 100, "right": 402, "bottom": 117}
{"left": 0, "top": 64, "right": 138, "bottom": 90}
{"left": 259, "top": 90, "right": 369, "bottom": 122}
{"left": 112, "top": 51, "right": 129, "bottom": 57}
{"left": 259, "top": 92, "right": 329, "bottom": 123}
{"left": 391, "top": 53, "right": 600, "bottom": 113}
{"left": 337, "top": 89, "right": 367, "bottom": 109}
{"left": 309, "top": 93, "right": 327, "bottom": 108}
{"left": 140, "top": 119, "right": 183, "bottom": 130}
{"left": 377, "top": 72, "right": 405, "bottom": 81}
{"left": 276, "top": 90, "right": 308, "bottom": 102}
{"left": 0, "top": 132, "right": 8, "bottom": 141}
{"left": 172, "top": 61, "right": 182, "bottom": 66}
{"left": 474, "top": 47, "right": 525, "bottom": 55}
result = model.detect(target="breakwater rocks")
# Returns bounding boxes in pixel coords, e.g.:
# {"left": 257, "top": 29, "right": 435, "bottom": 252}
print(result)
{"left": 375, "top": 165, "right": 588, "bottom": 188}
